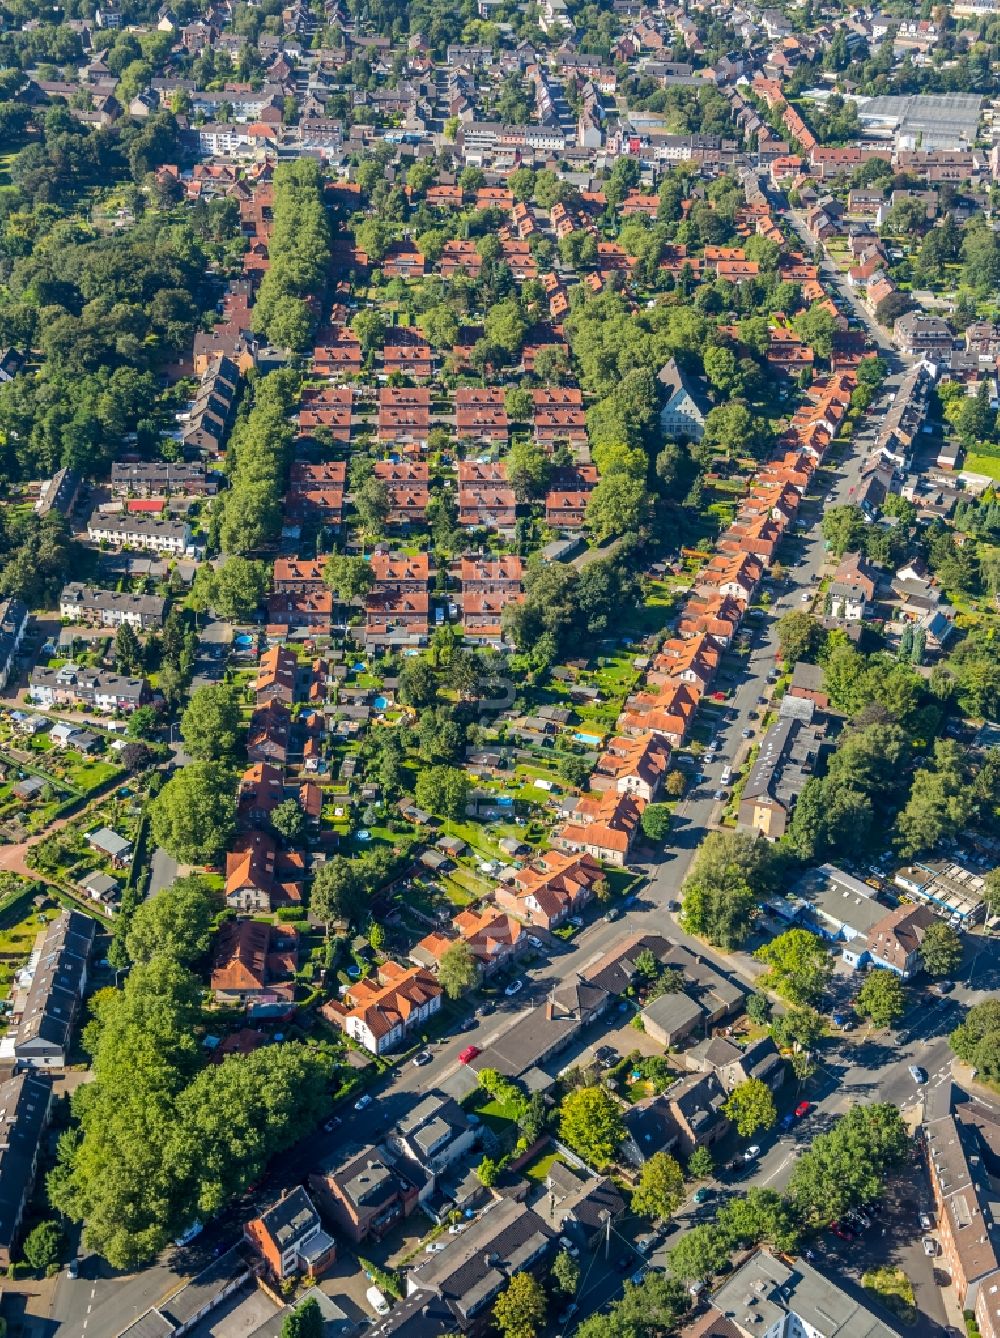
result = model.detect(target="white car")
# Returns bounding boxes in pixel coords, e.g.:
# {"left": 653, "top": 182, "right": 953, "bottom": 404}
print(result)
{"left": 922, "top": 1237, "right": 938, "bottom": 1257}
{"left": 425, "top": 1241, "right": 447, "bottom": 1253}
{"left": 743, "top": 1146, "right": 761, "bottom": 1161}
{"left": 412, "top": 1050, "right": 432, "bottom": 1067}
{"left": 800, "top": 591, "right": 811, "bottom": 603}
{"left": 528, "top": 935, "right": 543, "bottom": 949}
{"left": 354, "top": 1093, "right": 373, "bottom": 1111}
{"left": 504, "top": 979, "right": 523, "bottom": 997}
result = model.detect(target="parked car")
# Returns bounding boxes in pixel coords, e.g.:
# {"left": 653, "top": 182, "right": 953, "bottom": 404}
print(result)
{"left": 743, "top": 1145, "right": 761, "bottom": 1161}
{"left": 504, "top": 979, "right": 524, "bottom": 997}
{"left": 830, "top": 1221, "right": 854, "bottom": 1242}
{"left": 693, "top": 1187, "right": 710, "bottom": 1204}
{"left": 323, "top": 1116, "right": 341, "bottom": 1133}
{"left": 780, "top": 1112, "right": 795, "bottom": 1132}
{"left": 909, "top": 1065, "right": 928, "bottom": 1084}
{"left": 354, "top": 1094, "right": 373, "bottom": 1111}
{"left": 922, "top": 1237, "right": 938, "bottom": 1257}
{"left": 919, "top": 1212, "right": 933, "bottom": 1230}
{"left": 795, "top": 1101, "right": 811, "bottom": 1119}
{"left": 459, "top": 1045, "right": 481, "bottom": 1064}
{"left": 605, "top": 907, "right": 622, "bottom": 922}
{"left": 425, "top": 1241, "right": 446, "bottom": 1254}
{"left": 412, "top": 1050, "right": 432, "bottom": 1067}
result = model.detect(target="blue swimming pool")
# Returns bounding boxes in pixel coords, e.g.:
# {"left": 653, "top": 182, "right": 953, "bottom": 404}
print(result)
{"left": 574, "top": 732, "right": 601, "bottom": 745}
{"left": 373, "top": 695, "right": 388, "bottom": 710}
{"left": 353, "top": 662, "right": 366, "bottom": 672}
{"left": 234, "top": 634, "right": 254, "bottom": 648}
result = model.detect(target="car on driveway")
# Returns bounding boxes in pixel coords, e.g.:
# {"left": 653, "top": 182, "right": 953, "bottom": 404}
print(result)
{"left": 795, "top": 1101, "right": 811, "bottom": 1119}
{"left": 693, "top": 1187, "right": 710, "bottom": 1204}
{"left": 504, "top": 979, "right": 523, "bottom": 997}
{"left": 743, "top": 1145, "right": 761, "bottom": 1161}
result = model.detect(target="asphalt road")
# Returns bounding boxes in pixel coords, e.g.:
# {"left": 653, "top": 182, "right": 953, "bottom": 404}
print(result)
{"left": 51, "top": 374, "right": 940, "bottom": 1337}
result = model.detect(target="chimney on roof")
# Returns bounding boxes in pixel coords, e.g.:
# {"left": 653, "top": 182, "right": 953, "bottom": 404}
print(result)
{"left": 546, "top": 996, "right": 555, "bottom": 1021}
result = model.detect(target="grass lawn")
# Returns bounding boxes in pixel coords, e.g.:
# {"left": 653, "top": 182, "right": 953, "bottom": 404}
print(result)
{"left": 65, "top": 761, "right": 120, "bottom": 792}
{"left": 0, "top": 907, "right": 51, "bottom": 1001}
{"left": 465, "top": 1091, "right": 521, "bottom": 1137}
{"left": 522, "top": 1149, "right": 560, "bottom": 1184}
{"left": 862, "top": 1267, "right": 916, "bottom": 1326}
{"left": 964, "top": 453, "right": 1000, "bottom": 481}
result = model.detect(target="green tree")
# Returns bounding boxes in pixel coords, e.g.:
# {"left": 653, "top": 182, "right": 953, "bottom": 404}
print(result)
{"left": 746, "top": 993, "right": 771, "bottom": 1026}
{"left": 310, "top": 855, "right": 363, "bottom": 926}
{"left": 125, "top": 874, "right": 218, "bottom": 966}
{"left": 323, "top": 553, "right": 373, "bottom": 603}
{"left": 716, "top": 1188, "right": 799, "bottom": 1253}
{"left": 666, "top": 1223, "right": 730, "bottom": 1283}
{"left": 22, "top": 1220, "right": 63, "bottom": 1272}
{"left": 180, "top": 684, "right": 242, "bottom": 760}
{"left": 950, "top": 1000, "right": 1000, "bottom": 1083}
{"left": 687, "top": 1146, "right": 714, "bottom": 1180}
{"left": 896, "top": 742, "right": 973, "bottom": 858}
{"left": 632, "top": 1151, "right": 685, "bottom": 1222}
{"left": 354, "top": 476, "right": 391, "bottom": 536}
{"left": 821, "top": 505, "right": 867, "bottom": 557}
{"left": 493, "top": 1271, "right": 547, "bottom": 1338}
{"left": 438, "top": 940, "right": 478, "bottom": 999}
{"left": 680, "top": 831, "right": 777, "bottom": 949}
{"left": 920, "top": 921, "right": 962, "bottom": 978}
{"left": 793, "top": 304, "right": 837, "bottom": 359}
{"left": 769, "top": 1006, "right": 824, "bottom": 1053}
{"left": 788, "top": 1104, "right": 907, "bottom": 1227}
{"left": 271, "top": 798, "right": 306, "bottom": 844}
{"left": 984, "top": 868, "right": 1000, "bottom": 919}
{"left": 856, "top": 970, "right": 906, "bottom": 1029}
{"left": 559, "top": 1086, "right": 625, "bottom": 1170}
{"left": 281, "top": 1298, "right": 323, "bottom": 1338}
{"left": 777, "top": 611, "right": 824, "bottom": 667}
{"left": 586, "top": 468, "right": 651, "bottom": 541}
{"left": 552, "top": 1249, "right": 580, "bottom": 1296}
{"left": 723, "top": 1078, "right": 777, "bottom": 1138}
{"left": 114, "top": 621, "right": 143, "bottom": 675}
{"left": 640, "top": 804, "right": 672, "bottom": 841}
{"left": 576, "top": 1274, "right": 690, "bottom": 1338}
{"left": 506, "top": 437, "right": 551, "bottom": 501}
{"left": 414, "top": 766, "right": 470, "bottom": 821}
{"left": 150, "top": 762, "right": 235, "bottom": 865}
{"left": 754, "top": 929, "right": 832, "bottom": 1006}
{"left": 209, "top": 557, "right": 269, "bottom": 621}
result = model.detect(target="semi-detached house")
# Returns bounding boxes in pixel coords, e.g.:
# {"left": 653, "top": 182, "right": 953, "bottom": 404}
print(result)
{"left": 324, "top": 960, "right": 443, "bottom": 1055}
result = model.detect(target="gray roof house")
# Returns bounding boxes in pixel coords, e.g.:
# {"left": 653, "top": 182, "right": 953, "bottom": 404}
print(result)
{"left": 658, "top": 357, "right": 712, "bottom": 442}
{"left": 0, "top": 1071, "right": 52, "bottom": 1268}
{"left": 4, "top": 910, "right": 95, "bottom": 1069}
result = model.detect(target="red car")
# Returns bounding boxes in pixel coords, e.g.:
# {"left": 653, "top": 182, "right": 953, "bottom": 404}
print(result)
{"left": 459, "top": 1045, "right": 481, "bottom": 1064}
{"left": 830, "top": 1221, "right": 854, "bottom": 1242}
{"left": 795, "top": 1101, "right": 811, "bottom": 1119}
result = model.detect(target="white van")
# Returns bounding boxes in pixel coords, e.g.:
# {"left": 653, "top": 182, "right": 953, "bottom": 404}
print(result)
{"left": 366, "top": 1285, "right": 390, "bottom": 1317}
{"left": 720, "top": 766, "right": 733, "bottom": 786}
